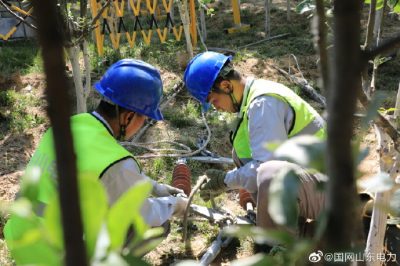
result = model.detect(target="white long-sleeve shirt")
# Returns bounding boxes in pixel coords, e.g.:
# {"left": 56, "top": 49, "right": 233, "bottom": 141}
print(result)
{"left": 224, "top": 78, "right": 295, "bottom": 193}
{"left": 92, "top": 112, "right": 178, "bottom": 227}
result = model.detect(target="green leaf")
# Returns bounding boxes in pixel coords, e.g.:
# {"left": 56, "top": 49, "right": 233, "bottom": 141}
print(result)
{"left": 5, "top": 203, "right": 61, "bottom": 265}
{"left": 19, "top": 166, "right": 41, "bottom": 202}
{"left": 78, "top": 175, "right": 108, "bottom": 258}
{"left": 358, "top": 172, "right": 394, "bottom": 193}
{"left": 388, "top": 0, "right": 400, "bottom": 12}
{"left": 107, "top": 180, "right": 152, "bottom": 250}
{"left": 288, "top": 240, "right": 313, "bottom": 263}
{"left": 43, "top": 195, "right": 63, "bottom": 250}
{"left": 269, "top": 135, "right": 326, "bottom": 173}
{"left": 268, "top": 169, "right": 300, "bottom": 229}
{"left": 130, "top": 237, "right": 164, "bottom": 257}
{"left": 9, "top": 198, "right": 33, "bottom": 218}
{"left": 362, "top": 92, "right": 385, "bottom": 129}
{"left": 393, "top": 3, "right": 400, "bottom": 13}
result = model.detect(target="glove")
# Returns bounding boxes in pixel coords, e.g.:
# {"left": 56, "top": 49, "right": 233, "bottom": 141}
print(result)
{"left": 172, "top": 196, "right": 189, "bottom": 217}
{"left": 152, "top": 183, "right": 184, "bottom": 197}
{"left": 199, "top": 169, "right": 227, "bottom": 202}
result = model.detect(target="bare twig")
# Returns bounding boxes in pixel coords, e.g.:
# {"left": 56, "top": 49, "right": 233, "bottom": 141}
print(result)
{"left": 182, "top": 175, "right": 208, "bottom": 242}
{"left": 65, "top": 0, "right": 112, "bottom": 47}
{"left": 0, "top": 0, "right": 37, "bottom": 30}
{"left": 269, "top": 63, "right": 327, "bottom": 107}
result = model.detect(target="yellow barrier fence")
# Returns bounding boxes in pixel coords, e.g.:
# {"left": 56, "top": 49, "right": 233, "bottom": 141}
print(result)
{"left": 90, "top": 0, "right": 197, "bottom": 55}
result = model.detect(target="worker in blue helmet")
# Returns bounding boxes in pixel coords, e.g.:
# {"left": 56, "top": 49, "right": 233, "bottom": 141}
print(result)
{"left": 91, "top": 59, "right": 188, "bottom": 223}
{"left": 184, "top": 51, "right": 327, "bottom": 237}
{"left": 4, "top": 59, "right": 188, "bottom": 263}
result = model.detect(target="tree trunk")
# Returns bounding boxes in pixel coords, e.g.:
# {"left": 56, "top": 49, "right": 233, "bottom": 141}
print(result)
{"left": 82, "top": 40, "right": 91, "bottom": 99}
{"left": 31, "top": 0, "right": 87, "bottom": 265}
{"left": 365, "top": 125, "right": 394, "bottom": 266}
{"left": 314, "top": 0, "right": 329, "bottom": 94}
{"left": 199, "top": 5, "right": 207, "bottom": 41}
{"left": 324, "top": 0, "right": 362, "bottom": 253}
{"left": 373, "top": 8, "right": 383, "bottom": 43}
{"left": 264, "top": 0, "right": 271, "bottom": 36}
{"left": 395, "top": 82, "right": 400, "bottom": 118}
{"left": 177, "top": 0, "right": 193, "bottom": 58}
{"left": 364, "top": 0, "right": 377, "bottom": 48}
{"left": 68, "top": 46, "right": 87, "bottom": 113}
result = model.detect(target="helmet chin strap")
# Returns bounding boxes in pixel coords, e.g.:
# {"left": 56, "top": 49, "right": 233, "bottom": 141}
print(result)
{"left": 229, "top": 92, "right": 240, "bottom": 112}
{"left": 115, "top": 105, "right": 126, "bottom": 141}
{"left": 227, "top": 83, "right": 240, "bottom": 112}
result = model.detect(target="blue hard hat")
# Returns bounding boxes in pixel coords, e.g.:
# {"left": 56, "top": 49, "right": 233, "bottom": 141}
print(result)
{"left": 183, "top": 52, "right": 232, "bottom": 110}
{"left": 95, "top": 59, "right": 163, "bottom": 120}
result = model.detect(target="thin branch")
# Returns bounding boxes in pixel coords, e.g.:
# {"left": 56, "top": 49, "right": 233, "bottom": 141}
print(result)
{"left": 65, "top": 0, "right": 112, "bottom": 47}
{"left": 269, "top": 63, "right": 327, "bottom": 107}
{"left": 0, "top": 0, "right": 37, "bottom": 30}
{"left": 182, "top": 175, "right": 208, "bottom": 242}
{"left": 362, "top": 33, "right": 400, "bottom": 63}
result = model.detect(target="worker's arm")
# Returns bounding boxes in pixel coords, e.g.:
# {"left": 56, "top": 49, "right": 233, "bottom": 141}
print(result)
{"left": 101, "top": 158, "right": 181, "bottom": 227}
{"left": 224, "top": 95, "right": 294, "bottom": 193}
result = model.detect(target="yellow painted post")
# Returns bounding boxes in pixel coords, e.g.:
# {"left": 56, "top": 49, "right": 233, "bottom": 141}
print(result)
{"left": 90, "top": 0, "right": 104, "bottom": 55}
{"left": 231, "top": 0, "right": 241, "bottom": 26}
{"left": 189, "top": 0, "right": 197, "bottom": 46}
{"left": 227, "top": 0, "right": 250, "bottom": 34}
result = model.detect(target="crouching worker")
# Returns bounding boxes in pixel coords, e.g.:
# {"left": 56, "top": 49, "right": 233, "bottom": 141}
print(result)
{"left": 183, "top": 51, "right": 326, "bottom": 237}
{"left": 4, "top": 59, "right": 188, "bottom": 252}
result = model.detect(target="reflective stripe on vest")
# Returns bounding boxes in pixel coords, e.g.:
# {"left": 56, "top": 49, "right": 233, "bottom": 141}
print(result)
{"left": 231, "top": 79, "right": 326, "bottom": 160}
{"left": 26, "top": 113, "right": 136, "bottom": 204}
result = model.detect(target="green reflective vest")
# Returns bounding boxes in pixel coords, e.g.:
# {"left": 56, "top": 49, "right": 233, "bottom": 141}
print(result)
{"left": 4, "top": 113, "right": 137, "bottom": 264}
{"left": 231, "top": 79, "right": 326, "bottom": 161}
{"left": 30, "top": 113, "right": 136, "bottom": 204}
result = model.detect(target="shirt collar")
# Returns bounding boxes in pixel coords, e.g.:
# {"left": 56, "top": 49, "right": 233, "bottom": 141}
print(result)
{"left": 91, "top": 111, "right": 114, "bottom": 135}
{"left": 238, "top": 77, "right": 255, "bottom": 117}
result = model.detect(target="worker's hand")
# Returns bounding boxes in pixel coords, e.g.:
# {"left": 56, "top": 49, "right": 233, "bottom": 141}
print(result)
{"left": 153, "top": 183, "right": 184, "bottom": 197}
{"left": 172, "top": 196, "right": 189, "bottom": 217}
{"left": 199, "top": 169, "right": 227, "bottom": 202}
